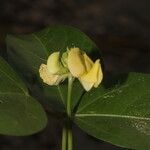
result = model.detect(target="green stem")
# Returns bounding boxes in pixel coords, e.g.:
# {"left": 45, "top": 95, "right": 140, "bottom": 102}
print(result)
{"left": 62, "top": 126, "right": 67, "bottom": 150}
{"left": 61, "top": 75, "right": 74, "bottom": 150}
{"left": 67, "top": 75, "right": 74, "bottom": 150}
{"left": 67, "top": 76, "right": 73, "bottom": 117}
{"left": 67, "top": 124, "right": 73, "bottom": 150}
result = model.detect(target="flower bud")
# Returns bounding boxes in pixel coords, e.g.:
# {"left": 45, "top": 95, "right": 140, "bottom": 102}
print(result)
{"left": 47, "top": 52, "right": 68, "bottom": 75}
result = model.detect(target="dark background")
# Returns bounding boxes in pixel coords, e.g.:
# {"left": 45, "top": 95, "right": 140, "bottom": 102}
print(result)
{"left": 0, "top": 0, "right": 150, "bottom": 149}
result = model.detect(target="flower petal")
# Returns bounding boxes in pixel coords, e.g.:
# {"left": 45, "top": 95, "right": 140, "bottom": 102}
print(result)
{"left": 39, "top": 64, "right": 59, "bottom": 85}
{"left": 47, "top": 52, "right": 67, "bottom": 75}
{"left": 94, "top": 60, "right": 103, "bottom": 87}
{"left": 47, "top": 52, "right": 60, "bottom": 74}
{"left": 80, "top": 59, "right": 100, "bottom": 83}
{"left": 68, "top": 47, "right": 86, "bottom": 77}
{"left": 83, "top": 53, "right": 94, "bottom": 71}
{"left": 79, "top": 79, "right": 94, "bottom": 91}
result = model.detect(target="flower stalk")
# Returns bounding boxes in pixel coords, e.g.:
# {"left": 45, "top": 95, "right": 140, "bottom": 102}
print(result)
{"left": 39, "top": 47, "right": 103, "bottom": 150}
{"left": 67, "top": 75, "right": 74, "bottom": 150}
{"left": 62, "top": 126, "right": 67, "bottom": 150}
{"left": 67, "top": 75, "right": 74, "bottom": 118}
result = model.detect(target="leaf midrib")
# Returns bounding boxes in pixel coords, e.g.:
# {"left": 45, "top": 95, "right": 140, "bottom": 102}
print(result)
{"left": 76, "top": 113, "right": 150, "bottom": 121}
{"left": 16, "top": 42, "right": 46, "bottom": 62}
{"left": 32, "top": 34, "right": 49, "bottom": 57}
{"left": 0, "top": 68, "right": 27, "bottom": 95}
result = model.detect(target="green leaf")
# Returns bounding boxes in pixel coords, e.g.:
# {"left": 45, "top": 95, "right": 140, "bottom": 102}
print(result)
{"left": 0, "top": 57, "right": 47, "bottom": 136}
{"left": 75, "top": 72, "right": 150, "bottom": 150}
{"left": 6, "top": 25, "right": 101, "bottom": 111}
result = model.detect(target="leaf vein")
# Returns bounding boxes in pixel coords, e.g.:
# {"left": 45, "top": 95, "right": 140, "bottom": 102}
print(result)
{"left": 0, "top": 68, "right": 27, "bottom": 95}
{"left": 76, "top": 113, "right": 150, "bottom": 121}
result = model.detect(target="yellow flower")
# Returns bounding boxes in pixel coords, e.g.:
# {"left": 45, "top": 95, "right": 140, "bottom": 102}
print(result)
{"left": 39, "top": 47, "right": 103, "bottom": 91}
{"left": 67, "top": 47, "right": 103, "bottom": 91}
{"left": 39, "top": 52, "right": 68, "bottom": 85}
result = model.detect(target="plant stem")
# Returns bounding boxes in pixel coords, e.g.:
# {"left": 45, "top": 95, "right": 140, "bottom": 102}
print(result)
{"left": 67, "top": 75, "right": 74, "bottom": 150}
{"left": 67, "top": 76, "right": 73, "bottom": 118}
{"left": 67, "top": 123, "right": 73, "bottom": 150}
{"left": 61, "top": 75, "right": 73, "bottom": 150}
{"left": 62, "top": 126, "right": 67, "bottom": 150}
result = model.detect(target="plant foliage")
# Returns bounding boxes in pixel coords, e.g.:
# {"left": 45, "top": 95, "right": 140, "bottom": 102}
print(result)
{"left": 1, "top": 25, "right": 149, "bottom": 149}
